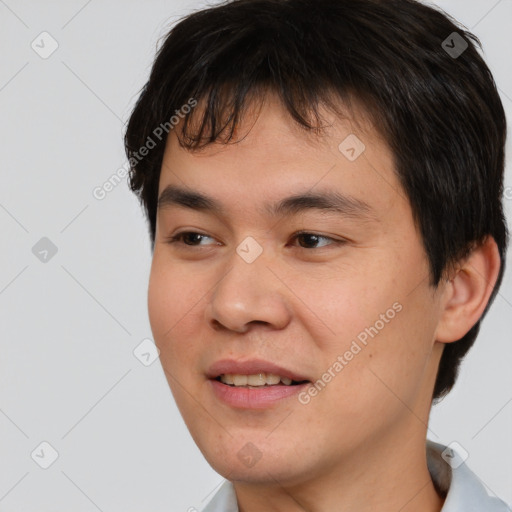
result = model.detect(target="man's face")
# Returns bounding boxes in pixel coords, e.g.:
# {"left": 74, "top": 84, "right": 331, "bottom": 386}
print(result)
{"left": 148, "top": 94, "right": 446, "bottom": 485}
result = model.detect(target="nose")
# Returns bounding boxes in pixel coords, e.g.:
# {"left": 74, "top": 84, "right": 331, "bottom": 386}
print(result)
{"left": 204, "top": 247, "right": 292, "bottom": 333}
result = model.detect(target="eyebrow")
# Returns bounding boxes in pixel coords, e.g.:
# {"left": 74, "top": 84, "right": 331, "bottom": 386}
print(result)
{"left": 157, "top": 184, "right": 376, "bottom": 221}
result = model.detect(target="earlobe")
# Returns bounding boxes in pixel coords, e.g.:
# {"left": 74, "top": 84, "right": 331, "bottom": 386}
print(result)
{"left": 435, "top": 236, "right": 501, "bottom": 344}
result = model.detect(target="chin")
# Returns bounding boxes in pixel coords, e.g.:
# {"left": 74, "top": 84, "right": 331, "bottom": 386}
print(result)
{"left": 197, "top": 436, "right": 313, "bottom": 486}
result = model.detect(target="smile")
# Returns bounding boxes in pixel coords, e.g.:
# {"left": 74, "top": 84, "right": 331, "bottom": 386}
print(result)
{"left": 217, "top": 373, "right": 308, "bottom": 387}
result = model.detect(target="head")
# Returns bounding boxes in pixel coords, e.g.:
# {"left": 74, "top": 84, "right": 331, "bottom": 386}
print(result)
{"left": 125, "top": 0, "right": 507, "bottom": 485}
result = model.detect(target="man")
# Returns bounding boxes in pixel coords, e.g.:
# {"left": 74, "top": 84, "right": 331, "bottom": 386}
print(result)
{"left": 124, "top": 0, "right": 510, "bottom": 510}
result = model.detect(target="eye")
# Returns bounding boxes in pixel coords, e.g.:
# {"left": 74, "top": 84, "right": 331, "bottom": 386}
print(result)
{"left": 290, "top": 231, "right": 342, "bottom": 249}
{"left": 165, "top": 231, "right": 218, "bottom": 247}
{"left": 165, "top": 231, "right": 345, "bottom": 250}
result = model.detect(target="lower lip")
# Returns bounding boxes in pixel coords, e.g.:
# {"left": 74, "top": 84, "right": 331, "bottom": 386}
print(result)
{"left": 209, "top": 379, "right": 310, "bottom": 409}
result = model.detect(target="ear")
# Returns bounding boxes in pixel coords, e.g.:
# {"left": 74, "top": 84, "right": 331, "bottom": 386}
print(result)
{"left": 435, "top": 236, "right": 501, "bottom": 343}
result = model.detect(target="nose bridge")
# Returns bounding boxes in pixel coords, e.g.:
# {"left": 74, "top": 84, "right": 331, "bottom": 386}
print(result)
{"left": 205, "top": 241, "right": 291, "bottom": 332}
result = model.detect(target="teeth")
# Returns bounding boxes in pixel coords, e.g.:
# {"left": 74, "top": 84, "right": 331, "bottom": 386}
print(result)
{"left": 219, "top": 373, "right": 296, "bottom": 387}
{"left": 266, "top": 374, "right": 281, "bottom": 385}
{"left": 232, "top": 374, "right": 248, "bottom": 386}
{"left": 221, "top": 374, "right": 234, "bottom": 385}
{"left": 247, "top": 374, "right": 266, "bottom": 386}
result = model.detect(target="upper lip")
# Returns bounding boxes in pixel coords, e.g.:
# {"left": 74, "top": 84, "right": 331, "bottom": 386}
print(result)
{"left": 207, "top": 358, "right": 310, "bottom": 382}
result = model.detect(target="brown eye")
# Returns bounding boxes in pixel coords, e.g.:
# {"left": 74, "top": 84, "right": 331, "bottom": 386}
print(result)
{"left": 292, "top": 232, "right": 342, "bottom": 249}
{"left": 166, "top": 232, "right": 217, "bottom": 246}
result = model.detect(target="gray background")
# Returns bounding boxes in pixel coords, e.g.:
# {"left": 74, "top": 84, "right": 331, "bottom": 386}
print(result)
{"left": 0, "top": 0, "right": 510, "bottom": 510}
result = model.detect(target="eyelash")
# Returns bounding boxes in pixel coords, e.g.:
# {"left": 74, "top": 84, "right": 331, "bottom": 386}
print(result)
{"left": 164, "top": 230, "right": 346, "bottom": 250}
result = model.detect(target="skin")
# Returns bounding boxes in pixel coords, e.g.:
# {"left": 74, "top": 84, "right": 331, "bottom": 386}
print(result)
{"left": 147, "top": 91, "right": 501, "bottom": 512}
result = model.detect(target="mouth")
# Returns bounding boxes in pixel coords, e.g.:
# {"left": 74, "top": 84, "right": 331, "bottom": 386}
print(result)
{"left": 207, "top": 358, "right": 311, "bottom": 385}
{"left": 206, "top": 359, "right": 312, "bottom": 409}
{"left": 213, "top": 373, "right": 310, "bottom": 388}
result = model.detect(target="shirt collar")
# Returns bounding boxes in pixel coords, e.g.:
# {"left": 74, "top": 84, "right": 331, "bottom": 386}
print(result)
{"left": 202, "top": 439, "right": 510, "bottom": 512}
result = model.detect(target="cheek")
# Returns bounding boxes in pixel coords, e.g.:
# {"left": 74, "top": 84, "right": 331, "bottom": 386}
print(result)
{"left": 296, "top": 267, "right": 402, "bottom": 353}
{"left": 147, "top": 261, "right": 206, "bottom": 418}
{"left": 148, "top": 250, "right": 202, "bottom": 331}
{"left": 312, "top": 264, "right": 438, "bottom": 416}
{"left": 147, "top": 256, "right": 202, "bottom": 365}
{"left": 324, "top": 294, "right": 438, "bottom": 423}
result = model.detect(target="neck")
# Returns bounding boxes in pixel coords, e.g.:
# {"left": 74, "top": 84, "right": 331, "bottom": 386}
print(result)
{"left": 233, "top": 426, "right": 445, "bottom": 512}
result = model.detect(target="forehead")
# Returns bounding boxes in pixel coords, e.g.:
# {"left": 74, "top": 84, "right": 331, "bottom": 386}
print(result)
{"left": 158, "top": 93, "right": 403, "bottom": 221}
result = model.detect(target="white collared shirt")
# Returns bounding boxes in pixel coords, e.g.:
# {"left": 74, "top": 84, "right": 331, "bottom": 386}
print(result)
{"left": 201, "top": 440, "right": 511, "bottom": 511}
